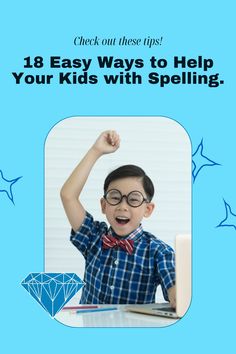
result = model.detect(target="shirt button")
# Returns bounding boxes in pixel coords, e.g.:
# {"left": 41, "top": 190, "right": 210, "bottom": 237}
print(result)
{"left": 110, "top": 285, "right": 115, "bottom": 290}
{"left": 114, "top": 260, "right": 119, "bottom": 265}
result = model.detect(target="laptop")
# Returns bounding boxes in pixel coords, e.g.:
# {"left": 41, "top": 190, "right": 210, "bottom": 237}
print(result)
{"left": 125, "top": 234, "right": 191, "bottom": 319}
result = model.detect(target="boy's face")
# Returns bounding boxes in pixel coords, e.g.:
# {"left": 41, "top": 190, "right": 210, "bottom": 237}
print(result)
{"left": 100, "top": 177, "right": 155, "bottom": 237}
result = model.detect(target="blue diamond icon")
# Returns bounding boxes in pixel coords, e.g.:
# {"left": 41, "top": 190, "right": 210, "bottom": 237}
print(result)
{"left": 21, "top": 273, "right": 84, "bottom": 317}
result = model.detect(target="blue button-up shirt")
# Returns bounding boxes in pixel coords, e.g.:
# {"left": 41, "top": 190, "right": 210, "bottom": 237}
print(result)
{"left": 70, "top": 212, "right": 175, "bottom": 304}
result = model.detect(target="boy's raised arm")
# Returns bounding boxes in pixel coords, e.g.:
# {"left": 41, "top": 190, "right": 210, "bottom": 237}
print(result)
{"left": 60, "top": 130, "right": 120, "bottom": 231}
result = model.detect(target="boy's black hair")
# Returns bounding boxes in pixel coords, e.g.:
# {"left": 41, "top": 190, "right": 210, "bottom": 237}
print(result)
{"left": 104, "top": 164, "right": 155, "bottom": 201}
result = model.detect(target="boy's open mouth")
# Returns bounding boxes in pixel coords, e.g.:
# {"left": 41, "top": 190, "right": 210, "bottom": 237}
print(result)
{"left": 115, "top": 217, "right": 130, "bottom": 225}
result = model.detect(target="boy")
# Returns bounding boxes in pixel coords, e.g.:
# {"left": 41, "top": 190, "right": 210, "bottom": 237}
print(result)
{"left": 60, "top": 130, "right": 176, "bottom": 306}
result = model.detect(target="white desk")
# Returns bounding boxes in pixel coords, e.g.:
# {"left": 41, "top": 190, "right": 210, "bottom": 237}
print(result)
{"left": 55, "top": 305, "right": 178, "bottom": 328}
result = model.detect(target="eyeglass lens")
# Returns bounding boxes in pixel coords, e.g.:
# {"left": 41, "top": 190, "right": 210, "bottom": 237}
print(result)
{"left": 105, "top": 189, "right": 146, "bottom": 207}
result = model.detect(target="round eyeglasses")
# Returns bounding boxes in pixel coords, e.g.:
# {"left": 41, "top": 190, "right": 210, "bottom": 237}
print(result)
{"left": 104, "top": 189, "right": 149, "bottom": 208}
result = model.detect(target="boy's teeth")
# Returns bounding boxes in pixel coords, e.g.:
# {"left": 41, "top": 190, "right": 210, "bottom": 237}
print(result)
{"left": 116, "top": 216, "right": 130, "bottom": 224}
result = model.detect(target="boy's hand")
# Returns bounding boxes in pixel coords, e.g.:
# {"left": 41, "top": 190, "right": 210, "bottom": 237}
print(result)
{"left": 92, "top": 130, "right": 120, "bottom": 155}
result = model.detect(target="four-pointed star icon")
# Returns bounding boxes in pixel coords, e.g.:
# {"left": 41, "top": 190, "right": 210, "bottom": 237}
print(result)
{"left": 217, "top": 200, "right": 236, "bottom": 231}
{"left": 0, "top": 170, "right": 22, "bottom": 204}
{"left": 192, "top": 139, "right": 220, "bottom": 182}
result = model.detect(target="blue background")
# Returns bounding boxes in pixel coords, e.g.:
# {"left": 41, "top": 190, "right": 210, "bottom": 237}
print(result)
{"left": 1, "top": 1, "right": 235, "bottom": 353}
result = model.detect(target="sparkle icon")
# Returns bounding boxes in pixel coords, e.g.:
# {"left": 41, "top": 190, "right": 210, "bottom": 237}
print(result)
{"left": 0, "top": 169, "right": 22, "bottom": 204}
{"left": 192, "top": 139, "right": 220, "bottom": 182}
{"left": 21, "top": 273, "right": 85, "bottom": 317}
{"left": 217, "top": 200, "right": 236, "bottom": 231}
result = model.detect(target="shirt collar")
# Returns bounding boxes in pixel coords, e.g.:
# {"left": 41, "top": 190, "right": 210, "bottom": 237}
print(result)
{"left": 108, "top": 224, "right": 143, "bottom": 241}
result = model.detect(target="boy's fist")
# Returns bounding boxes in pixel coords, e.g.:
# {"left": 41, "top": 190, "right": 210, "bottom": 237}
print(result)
{"left": 92, "top": 130, "right": 120, "bottom": 155}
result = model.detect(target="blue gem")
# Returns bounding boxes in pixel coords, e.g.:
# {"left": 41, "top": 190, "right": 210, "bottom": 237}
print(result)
{"left": 21, "top": 273, "right": 84, "bottom": 317}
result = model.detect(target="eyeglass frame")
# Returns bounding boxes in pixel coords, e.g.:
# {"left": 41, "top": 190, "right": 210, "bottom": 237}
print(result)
{"left": 103, "top": 189, "right": 150, "bottom": 208}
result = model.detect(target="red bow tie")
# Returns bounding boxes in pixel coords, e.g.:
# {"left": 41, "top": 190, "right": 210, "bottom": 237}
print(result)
{"left": 102, "top": 234, "right": 134, "bottom": 255}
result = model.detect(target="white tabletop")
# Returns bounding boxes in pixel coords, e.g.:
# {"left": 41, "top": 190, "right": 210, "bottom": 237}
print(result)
{"left": 55, "top": 305, "right": 178, "bottom": 328}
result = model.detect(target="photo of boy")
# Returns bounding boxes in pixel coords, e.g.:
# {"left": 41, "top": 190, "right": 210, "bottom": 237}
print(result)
{"left": 60, "top": 130, "right": 176, "bottom": 307}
